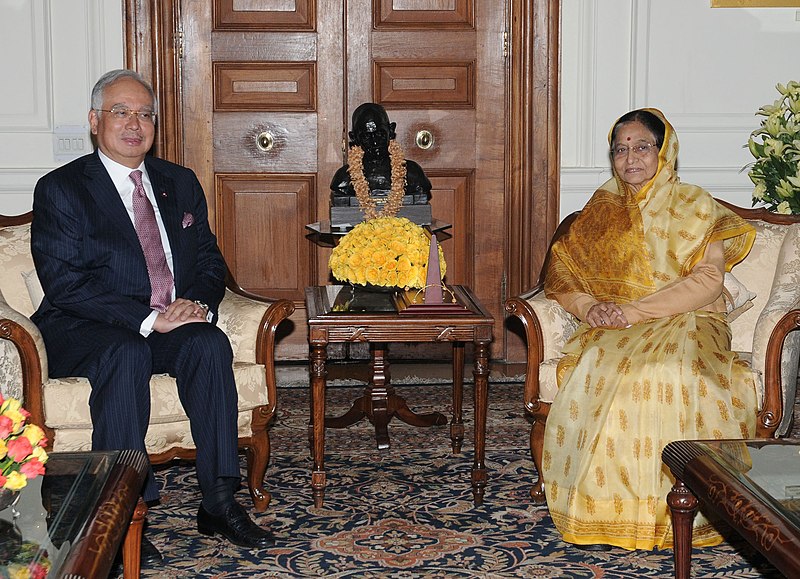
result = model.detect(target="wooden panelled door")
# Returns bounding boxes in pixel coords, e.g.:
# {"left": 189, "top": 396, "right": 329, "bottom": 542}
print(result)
{"left": 125, "top": 0, "right": 560, "bottom": 363}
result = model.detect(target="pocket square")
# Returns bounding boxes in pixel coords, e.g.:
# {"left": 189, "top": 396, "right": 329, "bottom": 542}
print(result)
{"left": 182, "top": 212, "right": 194, "bottom": 228}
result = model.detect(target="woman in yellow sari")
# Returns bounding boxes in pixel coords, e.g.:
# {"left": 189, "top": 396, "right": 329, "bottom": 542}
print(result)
{"left": 542, "top": 109, "right": 757, "bottom": 551}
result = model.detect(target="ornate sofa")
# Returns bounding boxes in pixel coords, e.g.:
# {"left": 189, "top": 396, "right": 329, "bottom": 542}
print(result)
{"left": 505, "top": 201, "right": 800, "bottom": 504}
{"left": 0, "top": 212, "right": 294, "bottom": 512}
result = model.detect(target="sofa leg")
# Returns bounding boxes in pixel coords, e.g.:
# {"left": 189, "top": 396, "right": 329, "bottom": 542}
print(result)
{"left": 530, "top": 416, "right": 547, "bottom": 506}
{"left": 246, "top": 406, "right": 272, "bottom": 512}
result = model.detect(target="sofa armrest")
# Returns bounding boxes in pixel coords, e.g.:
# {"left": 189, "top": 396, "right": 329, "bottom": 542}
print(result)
{"left": 0, "top": 297, "right": 51, "bottom": 443}
{"left": 756, "top": 303, "right": 800, "bottom": 438}
{"left": 505, "top": 285, "right": 577, "bottom": 405}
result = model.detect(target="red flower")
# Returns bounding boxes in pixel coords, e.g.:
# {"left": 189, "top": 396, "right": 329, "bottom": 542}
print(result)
{"left": 7, "top": 436, "right": 33, "bottom": 462}
{"left": 0, "top": 415, "right": 12, "bottom": 439}
{"left": 20, "top": 458, "right": 46, "bottom": 478}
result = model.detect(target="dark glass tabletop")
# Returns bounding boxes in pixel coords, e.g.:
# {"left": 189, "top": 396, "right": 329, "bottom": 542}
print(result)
{"left": 691, "top": 439, "right": 800, "bottom": 530}
{"left": 0, "top": 451, "right": 121, "bottom": 577}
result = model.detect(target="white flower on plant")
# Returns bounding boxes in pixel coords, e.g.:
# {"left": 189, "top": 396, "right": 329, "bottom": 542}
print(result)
{"left": 746, "top": 80, "right": 800, "bottom": 214}
{"left": 777, "top": 179, "right": 794, "bottom": 199}
{"left": 764, "top": 115, "right": 783, "bottom": 137}
{"left": 764, "top": 138, "right": 786, "bottom": 157}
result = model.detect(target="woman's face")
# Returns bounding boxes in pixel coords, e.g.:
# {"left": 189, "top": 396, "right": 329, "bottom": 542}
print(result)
{"left": 611, "top": 121, "right": 659, "bottom": 193}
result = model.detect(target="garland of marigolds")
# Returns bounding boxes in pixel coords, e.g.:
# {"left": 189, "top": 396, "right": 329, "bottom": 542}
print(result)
{"left": 347, "top": 140, "right": 407, "bottom": 219}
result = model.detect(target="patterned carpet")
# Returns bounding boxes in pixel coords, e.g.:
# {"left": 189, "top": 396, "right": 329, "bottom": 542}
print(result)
{"left": 119, "top": 377, "right": 784, "bottom": 578}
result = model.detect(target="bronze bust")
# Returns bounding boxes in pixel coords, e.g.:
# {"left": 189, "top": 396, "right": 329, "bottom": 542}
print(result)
{"left": 330, "top": 103, "right": 431, "bottom": 226}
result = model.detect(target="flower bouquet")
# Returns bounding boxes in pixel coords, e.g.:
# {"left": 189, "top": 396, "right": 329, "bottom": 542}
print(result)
{"left": 329, "top": 216, "right": 446, "bottom": 289}
{"left": 0, "top": 396, "right": 48, "bottom": 494}
{"left": 746, "top": 80, "right": 800, "bottom": 214}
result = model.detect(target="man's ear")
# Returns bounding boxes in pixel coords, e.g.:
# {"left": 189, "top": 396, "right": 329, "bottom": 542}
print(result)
{"left": 88, "top": 109, "right": 99, "bottom": 135}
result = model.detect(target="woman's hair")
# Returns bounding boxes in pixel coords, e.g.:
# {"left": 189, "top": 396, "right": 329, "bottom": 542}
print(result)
{"left": 610, "top": 109, "right": 665, "bottom": 149}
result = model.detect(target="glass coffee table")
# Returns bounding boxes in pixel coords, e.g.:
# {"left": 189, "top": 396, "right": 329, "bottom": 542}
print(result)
{"left": 0, "top": 450, "right": 148, "bottom": 578}
{"left": 662, "top": 439, "right": 800, "bottom": 579}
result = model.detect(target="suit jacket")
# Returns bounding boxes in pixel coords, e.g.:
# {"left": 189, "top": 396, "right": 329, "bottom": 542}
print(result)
{"left": 31, "top": 151, "right": 226, "bottom": 333}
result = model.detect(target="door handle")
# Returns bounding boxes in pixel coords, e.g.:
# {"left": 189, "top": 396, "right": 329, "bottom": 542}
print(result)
{"left": 415, "top": 130, "right": 434, "bottom": 150}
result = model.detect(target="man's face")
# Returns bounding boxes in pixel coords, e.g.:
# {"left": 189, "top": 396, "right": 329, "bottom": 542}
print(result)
{"left": 88, "top": 77, "right": 156, "bottom": 168}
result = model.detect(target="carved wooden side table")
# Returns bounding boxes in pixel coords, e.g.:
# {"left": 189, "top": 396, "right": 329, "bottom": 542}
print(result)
{"left": 304, "top": 284, "right": 493, "bottom": 508}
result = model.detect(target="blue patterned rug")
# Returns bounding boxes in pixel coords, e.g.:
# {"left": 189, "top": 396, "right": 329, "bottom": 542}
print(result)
{"left": 122, "top": 382, "right": 783, "bottom": 578}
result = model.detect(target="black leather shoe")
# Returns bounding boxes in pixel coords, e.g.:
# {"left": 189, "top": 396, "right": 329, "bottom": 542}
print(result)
{"left": 197, "top": 501, "right": 275, "bottom": 549}
{"left": 141, "top": 535, "right": 163, "bottom": 565}
{"left": 573, "top": 543, "right": 612, "bottom": 552}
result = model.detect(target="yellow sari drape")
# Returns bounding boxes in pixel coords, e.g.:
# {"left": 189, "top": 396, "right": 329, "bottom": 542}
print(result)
{"left": 541, "top": 109, "right": 757, "bottom": 550}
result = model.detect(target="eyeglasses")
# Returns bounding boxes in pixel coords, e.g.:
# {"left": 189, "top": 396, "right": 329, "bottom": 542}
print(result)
{"left": 611, "top": 143, "right": 657, "bottom": 158}
{"left": 95, "top": 107, "right": 157, "bottom": 123}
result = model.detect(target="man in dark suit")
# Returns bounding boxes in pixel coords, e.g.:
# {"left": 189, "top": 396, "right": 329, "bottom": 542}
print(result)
{"left": 30, "top": 69, "right": 273, "bottom": 557}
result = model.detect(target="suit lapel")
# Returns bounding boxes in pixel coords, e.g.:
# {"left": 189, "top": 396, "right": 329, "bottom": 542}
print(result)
{"left": 82, "top": 152, "right": 142, "bottom": 252}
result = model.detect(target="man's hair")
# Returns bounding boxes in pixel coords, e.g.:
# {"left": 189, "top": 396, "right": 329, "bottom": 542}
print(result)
{"left": 611, "top": 109, "right": 666, "bottom": 149}
{"left": 90, "top": 69, "right": 158, "bottom": 112}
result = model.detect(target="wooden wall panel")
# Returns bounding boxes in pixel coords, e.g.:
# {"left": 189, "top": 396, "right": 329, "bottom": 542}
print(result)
{"left": 216, "top": 174, "right": 315, "bottom": 300}
{"left": 374, "top": 0, "right": 474, "bottom": 28}
{"left": 389, "top": 111, "right": 476, "bottom": 169}
{"left": 212, "top": 113, "right": 317, "bottom": 173}
{"left": 214, "top": 0, "right": 316, "bottom": 30}
{"left": 213, "top": 62, "right": 316, "bottom": 111}
{"left": 428, "top": 171, "right": 474, "bottom": 288}
{"left": 374, "top": 60, "right": 474, "bottom": 108}
{"left": 211, "top": 32, "right": 317, "bottom": 61}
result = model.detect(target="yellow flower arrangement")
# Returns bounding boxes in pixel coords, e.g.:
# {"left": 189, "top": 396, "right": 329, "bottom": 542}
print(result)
{"left": 329, "top": 217, "right": 446, "bottom": 289}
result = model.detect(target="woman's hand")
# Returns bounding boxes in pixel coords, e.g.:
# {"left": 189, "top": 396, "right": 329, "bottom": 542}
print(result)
{"left": 587, "top": 301, "right": 628, "bottom": 328}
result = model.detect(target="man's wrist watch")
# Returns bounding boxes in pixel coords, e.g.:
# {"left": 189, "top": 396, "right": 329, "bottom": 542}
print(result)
{"left": 193, "top": 300, "right": 209, "bottom": 312}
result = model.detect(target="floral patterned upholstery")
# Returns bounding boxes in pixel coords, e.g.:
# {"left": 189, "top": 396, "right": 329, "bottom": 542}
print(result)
{"left": 0, "top": 219, "right": 294, "bottom": 510}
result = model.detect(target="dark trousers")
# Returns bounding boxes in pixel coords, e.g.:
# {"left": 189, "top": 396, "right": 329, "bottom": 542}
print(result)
{"left": 36, "top": 315, "right": 239, "bottom": 502}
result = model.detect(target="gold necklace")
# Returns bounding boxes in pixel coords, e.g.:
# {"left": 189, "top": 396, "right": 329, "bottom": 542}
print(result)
{"left": 347, "top": 140, "right": 407, "bottom": 219}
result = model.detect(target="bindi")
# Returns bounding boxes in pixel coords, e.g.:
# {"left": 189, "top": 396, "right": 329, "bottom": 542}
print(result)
{"left": 626, "top": 137, "right": 631, "bottom": 141}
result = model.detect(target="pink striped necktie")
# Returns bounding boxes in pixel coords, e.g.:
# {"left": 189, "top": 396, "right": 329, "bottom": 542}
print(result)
{"left": 130, "top": 170, "right": 174, "bottom": 312}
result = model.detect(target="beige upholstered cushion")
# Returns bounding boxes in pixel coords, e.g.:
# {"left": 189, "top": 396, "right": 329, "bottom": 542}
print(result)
{"left": 524, "top": 290, "right": 578, "bottom": 404}
{"left": 22, "top": 269, "right": 44, "bottom": 311}
{"left": 524, "top": 290, "right": 578, "bottom": 361}
{"left": 729, "top": 220, "right": 790, "bottom": 352}
{"left": 0, "top": 223, "right": 36, "bottom": 317}
{"left": 722, "top": 272, "right": 756, "bottom": 322}
{"left": 44, "top": 360, "right": 268, "bottom": 453}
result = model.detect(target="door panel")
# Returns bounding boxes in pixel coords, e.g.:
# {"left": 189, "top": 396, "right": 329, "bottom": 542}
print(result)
{"left": 177, "top": 0, "right": 508, "bottom": 359}
{"left": 216, "top": 174, "right": 315, "bottom": 301}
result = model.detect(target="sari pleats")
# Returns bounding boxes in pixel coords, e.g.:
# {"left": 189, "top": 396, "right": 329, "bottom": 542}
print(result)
{"left": 543, "top": 312, "right": 756, "bottom": 550}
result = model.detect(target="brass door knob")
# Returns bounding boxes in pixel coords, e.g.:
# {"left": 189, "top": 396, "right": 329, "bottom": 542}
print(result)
{"left": 415, "top": 130, "right": 434, "bottom": 150}
{"left": 256, "top": 131, "right": 275, "bottom": 152}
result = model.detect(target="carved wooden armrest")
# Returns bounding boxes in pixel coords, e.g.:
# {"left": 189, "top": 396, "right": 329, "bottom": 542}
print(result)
{"left": 0, "top": 299, "right": 50, "bottom": 443}
{"left": 758, "top": 305, "right": 800, "bottom": 437}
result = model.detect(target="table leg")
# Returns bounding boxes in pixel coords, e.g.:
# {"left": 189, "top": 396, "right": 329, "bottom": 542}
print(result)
{"left": 667, "top": 478, "right": 699, "bottom": 579}
{"left": 327, "top": 342, "right": 446, "bottom": 450}
{"left": 471, "top": 341, "right": 489, "bottom": 505}
{"left": 450, "top": 342, "right": 465, "bottom": 453}
{"left": 122, "top": 498, "right": 147, "bottom": 579}
{"left": 310, "top": 343, "right": 327, "bottom": 508}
